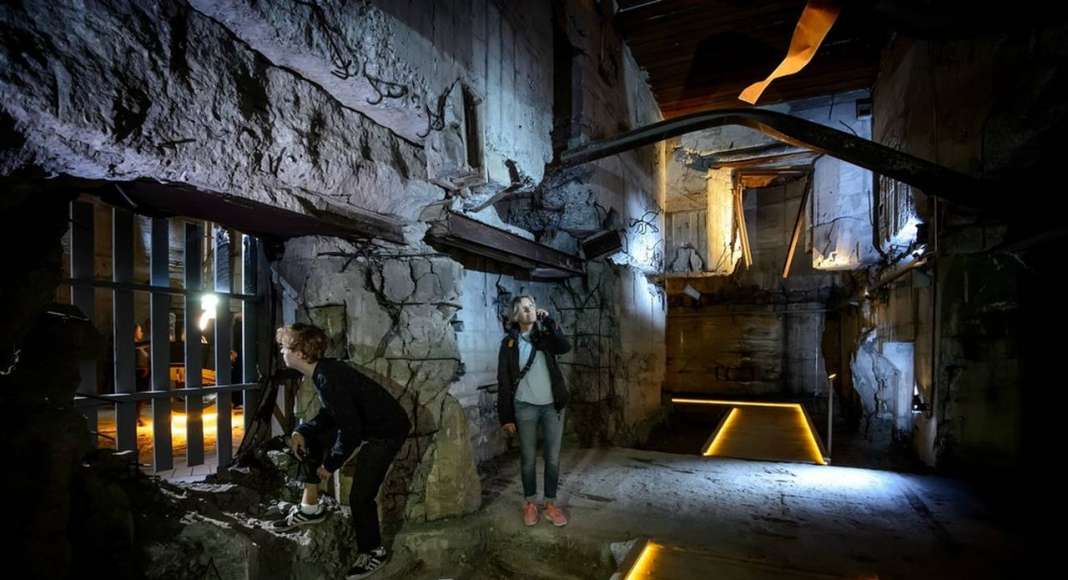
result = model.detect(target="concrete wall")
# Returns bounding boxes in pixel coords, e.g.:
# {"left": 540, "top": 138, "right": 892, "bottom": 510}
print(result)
{"left": 491, "top": 1, "right": 668, "bottom": 446}
{"left": 665, "top": 179, "right": 835, "bottom": 397}
{"left": 812, "top": 156, "right": 878, "bottom": 270}
{"left": 868, "top": 23, "right": 1068, "bottom": 469}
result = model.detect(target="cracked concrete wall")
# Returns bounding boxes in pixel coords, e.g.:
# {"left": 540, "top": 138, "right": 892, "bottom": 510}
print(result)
{"left": 501, "top": 2, "right": 666, "bottom": 268}
{"left": 273, "top": 235, "right": 480, "bottom": 523}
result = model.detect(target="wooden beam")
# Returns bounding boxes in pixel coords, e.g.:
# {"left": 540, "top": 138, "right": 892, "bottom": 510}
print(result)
{"left": 732, "top": 175, "right": 753, "bottom": 268}
{"left": 782, "top": 177, "right": 812, "bottom": 279}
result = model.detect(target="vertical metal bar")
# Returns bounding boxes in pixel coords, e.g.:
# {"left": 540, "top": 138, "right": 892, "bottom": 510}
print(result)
{"left": 242, "top": 235, "right": 259, "bottom": 431}
{"left": 184, "top": 223, "right": 204, "bottom": 467}
{"left": 70, "top": 201, "right": 97, "bottom": 445}
{"left": 150, "top": 217, "right": 173, "bottom": 472}
{"left": 214, "top": 227, "right": 233, "bottom": 468}
{"left": 113, "top": 208, "right": 137, "bottom": 453}
{"left": 277, "top": 290, "right": 298, "bottom": 437}
{"left": 827, "top": 375, "right": 834, "bottom": 460}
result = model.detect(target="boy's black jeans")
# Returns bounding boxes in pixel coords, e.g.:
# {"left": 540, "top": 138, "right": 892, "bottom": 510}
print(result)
{"left": 298, "top": 432, "right": 405, "bottom": 552}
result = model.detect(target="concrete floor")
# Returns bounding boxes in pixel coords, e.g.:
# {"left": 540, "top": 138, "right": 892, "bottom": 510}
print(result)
{"left": 394, "top": 447, "right": 1024, "bottom": 579}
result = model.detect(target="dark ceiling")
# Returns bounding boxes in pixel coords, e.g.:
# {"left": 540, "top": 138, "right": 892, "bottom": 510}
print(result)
{"left": 615, "top": 0, "right": 887, "bottom": 117}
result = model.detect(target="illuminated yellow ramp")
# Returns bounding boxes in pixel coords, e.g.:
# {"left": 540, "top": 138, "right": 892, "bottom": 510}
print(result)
{"left": 675, "top": 399, "right": 826, "bottom": 465}
{"left": 623, "top": 540, "right": 850, "bottom": 580}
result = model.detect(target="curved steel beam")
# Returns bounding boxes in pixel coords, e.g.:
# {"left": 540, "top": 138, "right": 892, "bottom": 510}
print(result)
{"left": 560, "top": 108, "right": 996, "bottom": 211}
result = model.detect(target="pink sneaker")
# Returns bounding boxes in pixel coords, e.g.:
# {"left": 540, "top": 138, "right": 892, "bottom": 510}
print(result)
{"left": 543, "top": 503, "right": 568, "bottom": 527}
{"left": 522, "top": 502, "right": 539, "bottom": 526}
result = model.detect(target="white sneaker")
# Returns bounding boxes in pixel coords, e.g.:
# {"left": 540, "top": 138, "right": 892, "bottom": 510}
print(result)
{"left": 269, "top": 504, "right": 325, "bottom": 531}
{"left": 345, "top": 546, "right": 388, "bottom": 579}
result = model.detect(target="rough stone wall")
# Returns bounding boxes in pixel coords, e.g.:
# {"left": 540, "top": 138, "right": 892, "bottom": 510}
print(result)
{"left": 0, "top": 0, "right": 444, "bottom": 224}
{"left": 548, "top": 263, "right": 666, "bottom": 447}
{"left": 189, "top": 0, "right": 555, "bottom": 190}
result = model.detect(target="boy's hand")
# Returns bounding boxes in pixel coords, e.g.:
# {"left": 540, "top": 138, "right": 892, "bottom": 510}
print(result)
{"left": 317, "top": 465, "right": 331, "bottom": 480}
{"left": 289, "top": 432, "right": 306, "bottom": 459}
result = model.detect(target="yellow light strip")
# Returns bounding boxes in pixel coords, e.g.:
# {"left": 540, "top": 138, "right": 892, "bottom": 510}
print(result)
{"left": 672, "top": 397, "right": 799, "bottom": 409}
{"left": 624, "top": 542, "right": 659, "bottom": 580}
{"left": 795, "top": 407, "right": 826, "bottom": 465}
{"left": 678, "top": 397, "right": 827, "bottom": 465}
{"left": 703, "top": 408, "right": 739, "bottom": 457}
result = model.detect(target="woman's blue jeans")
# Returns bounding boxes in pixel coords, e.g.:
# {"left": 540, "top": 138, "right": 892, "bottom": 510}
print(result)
{"left": 515, "top": 401, "right": 565, "bottom": 502}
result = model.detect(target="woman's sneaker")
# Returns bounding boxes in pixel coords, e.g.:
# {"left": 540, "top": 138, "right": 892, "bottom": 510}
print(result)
{"left": 269, "top": 504, "right": 326, "bottom": 532}
{"left": 543, "top": 503, "right": 568, "bottom": 527}
{"left": 346, "top": 546, "right": 388, "bottom": 579}
{"left": 522, "top": 501, "right": 539, "bottom": 526}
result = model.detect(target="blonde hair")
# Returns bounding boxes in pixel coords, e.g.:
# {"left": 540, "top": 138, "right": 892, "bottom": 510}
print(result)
{"left": 275, "top": 323, "right": 328, "bottom": 363}
{"left": 509, "top": 295, "right": 536, "bottom": 322}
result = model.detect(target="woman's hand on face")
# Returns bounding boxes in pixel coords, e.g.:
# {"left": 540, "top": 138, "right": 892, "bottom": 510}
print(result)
{"left": 503, "top": 422, "right": 517, "bottom": 434}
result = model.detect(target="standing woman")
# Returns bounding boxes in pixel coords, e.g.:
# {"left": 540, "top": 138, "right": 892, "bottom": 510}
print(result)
{"left": 497, "top": 295, "right": 572, "bottom": 527}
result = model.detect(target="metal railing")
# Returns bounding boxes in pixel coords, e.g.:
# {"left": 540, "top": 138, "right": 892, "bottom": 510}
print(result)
{"left": 66, "top": 200, "right": 263, "bottom": 472}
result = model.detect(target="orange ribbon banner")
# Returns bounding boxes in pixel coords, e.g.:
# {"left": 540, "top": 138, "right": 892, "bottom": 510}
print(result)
{"left": 738, "top": 0, "right": 841, "bottom": 105}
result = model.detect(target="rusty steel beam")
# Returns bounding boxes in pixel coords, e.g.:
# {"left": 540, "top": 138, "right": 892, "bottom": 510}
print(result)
{"left": 421, "top": 203, "right": 584, "bottom": 275}
{"left": 560, "top": 108, "right": 995, "bottom": 211}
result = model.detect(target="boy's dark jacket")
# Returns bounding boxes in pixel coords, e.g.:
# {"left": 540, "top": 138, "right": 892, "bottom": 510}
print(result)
{"left": 496, "top": 316, "right": 572, "bottom": 425}
{"left": 296, "top": 359, "right": 411, "bottom": 472}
